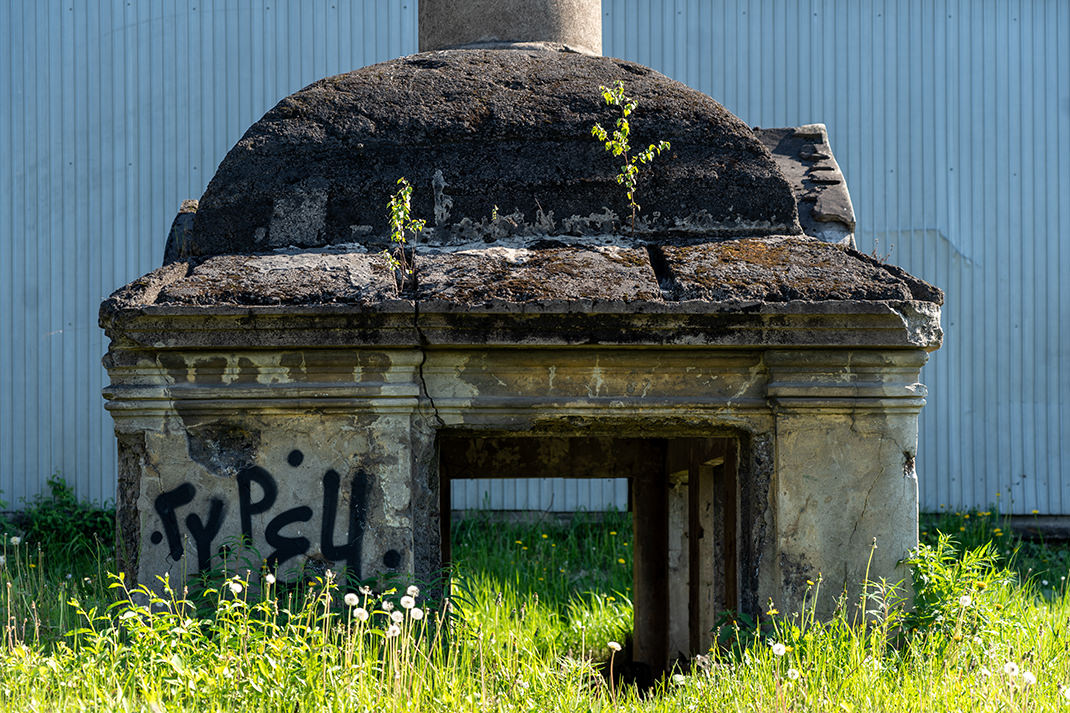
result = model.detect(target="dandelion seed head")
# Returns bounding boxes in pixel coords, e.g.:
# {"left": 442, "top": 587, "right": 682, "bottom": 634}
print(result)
{"left": 344, "top": 592, "right": 360, "bottom": 607}
{"left": 1003, "top": 662, "right": 1020, "bottom": 677}
{"left": 9, "top": 536, "right": 20, "bottom": 546}
{"left": 382, "top": 600, "right": 394, "bottom": 612}
{"left": 787, "top": 668, "right": 801, "bottom": 681}
{"left": 959, "top": 595, "right": 972, "bottom": 607}
{"left": 390, "top": 610, "right": 404, "bottom": 623}
{"left": 607, "top": 641, "right": 622, "bottom": 652}
{"left": 406, "top": 585, "right": 419, "bottom": 598}
{"left": 354, "top": 607, "right": 369, "bottom": 622}
{"left": 1022, "top": 671, "right": 1037, "bottom": 686}
{"left": 264, "top": 573, "right": 276, "bottom": 585}
{"left": 672, "top": 673, "right": 686, "bottom": 686}
{"left": 410, "top": 607, "right": 424, "bottom": 620}
{"left": 400, "top": 595, "right": 415, "bottom": 609}
{"left": 385, "top": 623, "right": 401, "bottom": 638}
{"left": 771, "top": 642, "right": 787, "bottom": 657}
{"left": 228, "top": 581, "right": 243, "bottom": 595}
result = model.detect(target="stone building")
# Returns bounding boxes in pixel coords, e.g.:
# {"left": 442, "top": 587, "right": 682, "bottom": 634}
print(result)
{"left": 100, "top": 0, "right": 941, "bottom": 671}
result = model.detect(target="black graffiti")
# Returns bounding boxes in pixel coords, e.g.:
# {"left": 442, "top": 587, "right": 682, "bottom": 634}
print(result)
{"left": 151, "top": 452, "right": 371, "bottom": 577}
{"left": 237, "top": 466, "right": 276, "bottom": 546}
{"left": 153, "top": 483, "right": 196, "bottom": 561}
{"left": 186, "top": 498, "right": 225, "bottom": 572}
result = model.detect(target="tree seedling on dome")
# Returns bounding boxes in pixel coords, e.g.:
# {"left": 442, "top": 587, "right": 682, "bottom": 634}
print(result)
{"left": 591, "top": 80, "right": 670, "bottom": 235}
{"left": 382, "top": 177, "right": 426, "bottom": 295}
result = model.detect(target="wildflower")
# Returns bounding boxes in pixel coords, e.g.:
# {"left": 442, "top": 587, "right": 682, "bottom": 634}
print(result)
{"left": 767, "top": 607, "right": 779, "bottom": 616}
{"left": 672, "top": 673, "right": 686, "bottom": 686}
{"left": 608, "top": 641, "right": 622, "bottom": 652}
{"left": 1003, "top": 662, "right": 1020, "bottom": 677}
{"left": 976, "top": 581, "right": 988, "bottom": 590}
{"left": 390, "top": 610, "right": 404, "bottom": 623}
{"left": 9, "top": 536, "right": 20, "bottom": 546}
{"left": 1032, "top": 509, "right": 1039, "bottom": 515}
{"left": 0, "top": 556, "right": 5, "bottom": 568}
{"left": 617, "top": 558, "right": 626, "bottom": 565}
{"left": 382, "top": 600, "right": 394, "bottom": 612}
{"left": 607, "top": 596, "right": 616, "bottom": 602}
{"left": 359, "top": 585, "right": 372, "bottom": 596}
{"left": 771, "top": 642, "right": 787, "bottom": 657}
{"left": 406, "top": 585, "right": 420, "bottom": 598}
{"left": 980, "top": 666, "right": 992, "bottom": 677}
{"left": 385, "top": 624, "right": 401, "bottom": 638}
{"left": 400, "top": 595, "right": 416, "bottom": 609}
{"left": 228, "top": 581, "right": 244, "bottom": 595}
{"left": 787, "top": 668, "right": 801, "bottom": 681}
{"left": 410, "top": 607, "right": 424, "bottom": 621}
{"left": 541, "top": 534, "right": 548, "bottom": 539}
{"left": 522, "top": 546, "right": 528, "bottom": 551}
{"left": 264, "top": 573, "right": 276, "bottom": 585}
{"left": 1042, "top": 580, "right": 1050, "bottom": 586}
{"left": 515, "top": 540, "right": 523, "bottom": 545}
{"left": 344, "top": 592, "right": 360, "bottom": 607}
{"left": 806, "top": 579, "right": 814, "bottom": 586}
{"left": 959, "top": 595, "right": 972, "bottom": 607}
{"left": 609, "top": 531, "right": 617, "bottom": 536}
{"left": 1022, "top": 671, "right": 1037, "bottom": 686}
{"left": 1062, "top": 686, "right": 1070, "bottom": 701}
{"left": 354, "top": 607, "right": 369, "bottom": 622}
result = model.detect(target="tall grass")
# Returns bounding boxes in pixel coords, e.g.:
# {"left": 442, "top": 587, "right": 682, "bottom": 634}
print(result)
{"left": 0, "top": 508, "right": 1067, "bottom": 711}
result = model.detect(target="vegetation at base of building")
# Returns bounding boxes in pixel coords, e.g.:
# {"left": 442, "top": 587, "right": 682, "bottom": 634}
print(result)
{"left": 0, "top": 473, "right": 114, "bottom": 571}
{"left": 0, "top": 504, "right": 1067, "bottom": 711}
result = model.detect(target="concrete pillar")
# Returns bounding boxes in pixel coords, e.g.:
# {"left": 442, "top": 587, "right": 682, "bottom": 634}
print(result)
{"left": 419, "top": 0, "right": 602, "bottom": 55}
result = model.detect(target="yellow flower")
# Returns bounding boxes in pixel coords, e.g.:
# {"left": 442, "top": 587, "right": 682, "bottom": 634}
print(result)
{"left": 609, "top": 531, "right": 617, "bottom": 536}
{"left": 617, "top": 558, "right": 626, "bottom": 565}
{"left": 806, "top": 579, "right": 814, "bottom": 586}
{"left": 515, "top": 540, "right": 523, "bottom": 545}
{"left": 1032, "top": 509, "right": 1039, "bottom": 515}
{"left": 522, "top": 546, "right": 528, "bottom": 551}
{"left": 541, "top": 534, "right": 548, "bottom": 539}
{"left": 959, "top": 526, "right": 966, "bottom": 532}
{"left": 608, "top": 596, "right": 616, "bottom": 602}
{"left": 963, "top": 513, "right": 970, "bottom": 519}
{"left": 767, "top": 607, "right": 779, "bottom": 616}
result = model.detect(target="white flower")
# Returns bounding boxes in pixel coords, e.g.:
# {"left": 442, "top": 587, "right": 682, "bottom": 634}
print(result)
{"left": 1004, "top": 662, "right": 1020, "bottom": 677}
{"left": 1022, "top": 671, "right": 1037, "bottom": 686}
{"left": 228, "top": 581, "right": 243, "bottom": 595}
{"left": 607, "top": 641, "right": 622, "bottom": 652}
{"left": 771, "top": 642, "right": 787, "bottom": 657}
{"left": 264, "top": 573, "right": 276, "bottom": 585}
{"left": 390, "top": 610, "right": 404, "bottom": 623}
{"left": 9, "top": 536, "right": 21, "bottom": 546}
{"left": 406, "top": 585, "right": 420, "bottom": 598}
{"left": 344, "top": 592, "right": 360, "bottom": 607}
{"left": 786, "top": 668, "right": 801, "bottom": 681}
{"left": 671, "top": 673, "right": 686, "bottom": 686}
{"left": 385, "top": 624, "right": 401, "bottom": 638}
{"left": 0, "top": 556, "right": 6, "bottom": 568}
{"left": 410, "top": 607, "right": 424, "bottom": 621}
{"left": 1042, "top": 580, "right": 1049, "bottom": 586}
{"left": 359, "top": 585, "right": 372, "bottom": 596}
{"left": 382, "top": 600, "right": 394, "bottom": 612}
{"left": 354, "top": 607, "right": 369, "bottom": 622}
{"left": 980, "top": 666, "right": 992, "bottom": 677}
{"left": 400, "top": 595, "right": 416, "bottom": 610}
{"left": 959, "top": 594, "right": 972, "bottom": 607}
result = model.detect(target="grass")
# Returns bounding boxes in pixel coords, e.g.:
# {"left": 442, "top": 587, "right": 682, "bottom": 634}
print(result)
{"left": 0, "top": 508, "right": 1067, "bottom": 711}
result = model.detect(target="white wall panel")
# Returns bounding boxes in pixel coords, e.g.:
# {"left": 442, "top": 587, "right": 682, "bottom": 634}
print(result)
{"left": 2, "top": 1, "right": 1067, "bottom": 515}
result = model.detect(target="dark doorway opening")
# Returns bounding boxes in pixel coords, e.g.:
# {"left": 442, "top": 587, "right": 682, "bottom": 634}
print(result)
{"left": 439, "top": 435, "right": 739, "bottom": 674}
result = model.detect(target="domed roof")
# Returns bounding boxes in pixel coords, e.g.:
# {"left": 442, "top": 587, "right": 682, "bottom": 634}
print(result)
{"left": 182, "top": 48, "right": 801, "bottom": 257}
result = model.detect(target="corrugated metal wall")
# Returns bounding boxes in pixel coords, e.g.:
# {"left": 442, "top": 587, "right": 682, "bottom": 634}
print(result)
{"left": 2, "top": 1, "right": 1067, "bottom": 515}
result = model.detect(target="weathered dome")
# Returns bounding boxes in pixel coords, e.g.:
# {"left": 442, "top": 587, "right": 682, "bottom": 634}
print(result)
{"left": 182, "top": 48, "right": 801, "bottom": 257}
